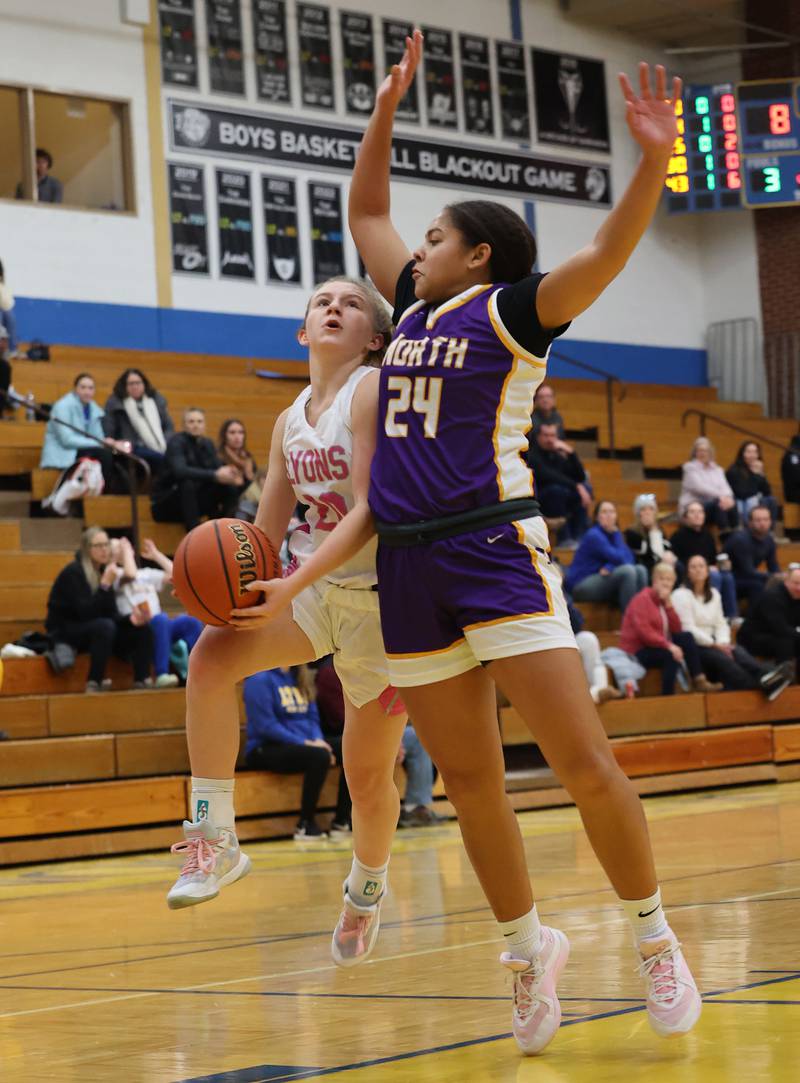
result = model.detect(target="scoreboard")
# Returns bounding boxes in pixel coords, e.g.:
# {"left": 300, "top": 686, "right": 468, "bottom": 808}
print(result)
{"left": 664, "top": 83, "right": 742, "bottom": 213}
{"left": 737, "top": 79, "right": 800, "bottom": 208}
{"left": 664, "top": 78, "right": 800, "bottom": 212}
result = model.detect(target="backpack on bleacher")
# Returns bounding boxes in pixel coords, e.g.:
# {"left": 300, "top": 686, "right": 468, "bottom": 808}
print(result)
{"left": 42, "top": 456, "right": 105, "bottom": 515}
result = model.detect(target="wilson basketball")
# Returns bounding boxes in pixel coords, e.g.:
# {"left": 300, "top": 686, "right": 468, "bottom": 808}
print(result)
{"left": 172, "top": 519, "right": 281, "bottom": 626}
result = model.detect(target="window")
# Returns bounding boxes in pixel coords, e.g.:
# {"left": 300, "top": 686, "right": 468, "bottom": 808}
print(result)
{"left": 0, "top": 87, "right": 26, "bottom": 201}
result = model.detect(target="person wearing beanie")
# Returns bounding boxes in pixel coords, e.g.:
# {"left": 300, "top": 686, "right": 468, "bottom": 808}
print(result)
{"left": 624, "top": 494, "right": 676, "bottom": 576}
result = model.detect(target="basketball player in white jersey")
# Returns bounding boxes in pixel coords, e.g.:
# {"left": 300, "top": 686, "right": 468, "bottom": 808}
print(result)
{"left": 168, "top": 276, "right": 406, "bottom": 968}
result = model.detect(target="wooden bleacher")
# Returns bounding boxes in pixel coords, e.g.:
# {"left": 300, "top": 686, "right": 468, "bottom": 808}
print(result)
{"left": 0, "top": 344, "right": 799, "bottom": 866}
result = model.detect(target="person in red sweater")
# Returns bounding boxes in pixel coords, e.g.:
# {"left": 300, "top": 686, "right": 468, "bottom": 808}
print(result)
{"left": 620, "top": 563, "right": 722, "bottom": 696}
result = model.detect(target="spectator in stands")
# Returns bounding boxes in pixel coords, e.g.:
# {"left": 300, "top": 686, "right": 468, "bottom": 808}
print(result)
{"left": 103, "top": 369, "right": 174, "bottom": 471}
{"left": 670, "top": 500, "right": 738, "bottom": 620}
{"left": 679, "top": 436, "right": 738, "bottom": 532}
{"left": 243, "top": 665, "right": 351, "bottom": 840}
{"left": 726, "top": 505, "right": 780, "bottom": 604}
{"left": 526, "top": 422, "right": 591, "bottom": 545}
{"left": 218, "top": 418, "right": 263, "bottom": 520}
{"left": 737, "top": 566, "right": 800, "bottom": 687}
{"left": 150, "top": 407, "right": 241, "bottom": 531}
{"left": 565, "top": 500, "right": 647, "bottom": 613}
{"left": 15, "top": 148, "right": 63, "bottom": 204}
{"left": 567, "top": 600, "right": 623, "bottom": 704}
{"left": 45, "top": 526, "right": 154, "bottom": 692}
{"left": 624, "top": 493, "right": 676, "bottom": 576}
{"left": 782, "top": 430, "right": 800, "bottom": 506}
{"left": 0, "top": 259, "right": 19, "bottom": 360}
{"left": 671, "top": 554, "right": 788, "bottom": 697}
{"left": 619, "top": 562, "right": 722, "bottom": 696}
{"left": 397, "top": 723, "right": 444, "bottom": 827}
{"left": 108, "top": 536, "right": 202, "bottom": 688}
{"left": 529, "top": 383, "right": 567, "bottom": 443}
{"left": 39, "top": 373, "right": 129, "bottom": 486}
{"left": 726, "top": 441, "right": 778, "bottom": 524}
{"left": 0, "top": 326, "right": 10, "bottom": 405}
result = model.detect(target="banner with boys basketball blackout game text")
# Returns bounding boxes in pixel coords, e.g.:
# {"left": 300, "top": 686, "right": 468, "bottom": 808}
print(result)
{"left": 169, "top": 100, "right": 612, "bottom": 206}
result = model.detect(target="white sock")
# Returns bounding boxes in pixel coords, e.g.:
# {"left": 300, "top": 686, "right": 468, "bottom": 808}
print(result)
{"left": 499, "top": 905, "right": 541, "bottom": 963}
{"left": 620, "top": 887, "right": 669, "bottom": 943}
{"left": 347, "top": 855, "right": 388, "bottom": 907}
{"left": 191, "top": 777, "right": 235, "bottom": 831}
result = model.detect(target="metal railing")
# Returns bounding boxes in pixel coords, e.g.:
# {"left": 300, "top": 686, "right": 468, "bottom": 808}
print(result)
{"left": 549, "top": 349, "right": 627, "bottom": 457}
{"left": 2, "top": 390, "right": 151, "bottom": 550}
{"left": 681, "top": 408, "right": 791, "bottom": 454}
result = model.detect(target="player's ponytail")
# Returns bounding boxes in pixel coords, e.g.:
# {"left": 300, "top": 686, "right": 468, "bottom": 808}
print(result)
{"left": 445, "top": 200, "right": 537, "bottom": 283}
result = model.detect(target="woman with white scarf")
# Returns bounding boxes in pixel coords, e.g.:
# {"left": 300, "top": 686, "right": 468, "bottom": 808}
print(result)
{"left": 103, "top": 368, "right": 175, "bottom": 470}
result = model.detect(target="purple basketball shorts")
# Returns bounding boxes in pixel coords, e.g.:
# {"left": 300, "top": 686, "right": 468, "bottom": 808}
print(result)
{"left": 376, "top": 515, "right": 576, "bottom": 687}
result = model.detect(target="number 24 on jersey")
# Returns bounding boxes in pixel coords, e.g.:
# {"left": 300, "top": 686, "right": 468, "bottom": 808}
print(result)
{"left": 384, "top": 376, "right": 443, "bottom": 439}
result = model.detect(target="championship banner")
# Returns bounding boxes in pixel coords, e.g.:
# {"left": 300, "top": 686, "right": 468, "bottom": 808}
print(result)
{"left": 216, "top": 168, "right": 255, "bottom": 278}
{"left": 168, "top": 163, "right": 208, "bottom": 274}
{"left": 309, "top": 182, "right": 345, "bottom": 283}
{"left": 170, "top": 101, "right": 612, "bottom": 206}
{"left": 262, "top": 175, "right": 302, "bottom": 284}
{"left": 252, "top": 0, "right": 290, "bottom": 103}
{"left": 297, "top": 3, "right": 335, "bottom": 111}
{"left": 206, "top": 0, "right": 244, "bottom": 96}
{"left": 532, "top": 47, "right": 610, "bottom": 152}
{"left": 422, "top": 26, "right": 457, "bottom": 129}
{"left": 496, "top": 40, "right": 530, "bottom": 141}
{"left": 340, "top": 11, "right": 376, "bottom": 117}
{"left": 159, "top": 0, "right": 198, "bottom": 88}
{"left": 459, "top": 34, "right": 493, "bottom": 136}
{"left": 383, "top": 19, "right": 420, "bottom": 123}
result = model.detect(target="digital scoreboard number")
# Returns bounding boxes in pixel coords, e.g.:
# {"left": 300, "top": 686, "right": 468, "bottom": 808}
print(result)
{"left": 664, "top": 83, "right": 742, "bottom": 213}
{"left": 737, "top": 79, "right": 800, "bottom": 208}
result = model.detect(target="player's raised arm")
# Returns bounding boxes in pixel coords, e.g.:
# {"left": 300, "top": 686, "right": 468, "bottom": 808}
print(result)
{"left": 348, "top": 30, "right": 422, "bottom": 302}
{"left": 536, "top": 63, "right": 682, "bottom": 330}
{"left": 253, "top": 409, "right": 297, "bottom": 555}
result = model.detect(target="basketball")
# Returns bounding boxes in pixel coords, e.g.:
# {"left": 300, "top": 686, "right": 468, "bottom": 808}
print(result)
{"left": 172, "top": 519, "right": 281, "bottom": 626}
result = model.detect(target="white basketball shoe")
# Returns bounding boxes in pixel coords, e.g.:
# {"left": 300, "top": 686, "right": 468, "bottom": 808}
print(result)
{"left": 167, "top": 819, "right": 251, "bottom": 910}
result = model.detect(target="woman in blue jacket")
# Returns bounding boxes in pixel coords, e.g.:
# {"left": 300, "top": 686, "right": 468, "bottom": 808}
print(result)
{"left": 244, "top": 666, "right": 351, "bottom": 841}
{"left": 564, "top": 500, "right": 648, "bottom": 613}
{"left": 40, "top": 372, "right": 126, "bottom": 484}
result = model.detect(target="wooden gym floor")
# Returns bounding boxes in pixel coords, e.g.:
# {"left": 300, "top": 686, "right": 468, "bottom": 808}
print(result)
{"left": 0, "top": 782, "right": 798, "bottom": 1082}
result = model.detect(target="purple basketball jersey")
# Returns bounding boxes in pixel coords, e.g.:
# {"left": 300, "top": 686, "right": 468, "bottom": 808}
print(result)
{"left": 369, "top": 284, "right": 550, "bottom": 524}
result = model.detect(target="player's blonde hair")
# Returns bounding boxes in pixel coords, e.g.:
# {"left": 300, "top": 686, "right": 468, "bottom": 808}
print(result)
{"left": 302, "top": 276, "right": 393, "bottom": 366}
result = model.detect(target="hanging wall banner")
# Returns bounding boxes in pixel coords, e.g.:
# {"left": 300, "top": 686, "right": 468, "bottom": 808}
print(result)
{"left": 422, "top": 26, "right": 457, "bottom": 129}
{"left": 309, "top": 182, "right": 345, "bottom": 283}
{"left": 532, "top": 48, "right": 610, "bottom": 152}
{"left": 168, "top": 163, "right": 208, "bottom": 274}
{"left": 262, "top": 175, "right": 302, "bottom": 284}
{"left": 252, "top": 0, "right": 290, "bottom": 103}
{"left": 383, "top": 19, "right": 420, "bottom": 123}
{"left": 206, "top": 0, "right": 244, "bottom": 96}
{"left": 169, "top": 101, "right": 612, "bottom": 205}
{"left": 216, "top": 168, "right": 255, "bottom": 278}
{"left": 496, "top": 40, "right": 530, "bottom": 141}
{"left": 159, "top": 0, "right": 198, "bottom": 88}
{"left": 459, "top": 34, "right": 493, "bottom": 136}
{"left": 340, "top": 11, "right": 376, "bottom": 117}
{"left": 297, "top": 3, "right": 335, "bottom": 111}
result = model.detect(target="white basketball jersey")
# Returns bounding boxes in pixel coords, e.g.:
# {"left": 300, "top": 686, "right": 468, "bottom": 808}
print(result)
{"left": 283, "top": 365, "right": 377, "bottom": 589}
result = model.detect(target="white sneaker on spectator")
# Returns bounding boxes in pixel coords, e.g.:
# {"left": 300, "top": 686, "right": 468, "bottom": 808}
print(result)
{"left": 155, "top": 673, "right": 180, "bottom": 688}
{"left": 167, "top": 820, "right": 251, "bottom": 909}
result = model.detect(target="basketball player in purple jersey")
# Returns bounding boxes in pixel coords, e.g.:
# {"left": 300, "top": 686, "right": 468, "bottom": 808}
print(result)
{"left": 348, "top": 32, "right": 701, "bottom": 1054}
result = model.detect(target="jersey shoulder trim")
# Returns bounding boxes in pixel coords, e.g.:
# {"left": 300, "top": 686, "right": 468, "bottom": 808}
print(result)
{"left": 395, "top": 300, "right": 426, "bottom": 329}
{"left": 425, "top": 284, "right": 493, "bottom": 331}
{"left": 488, "top": 290, "right": 548, "bottom": 369}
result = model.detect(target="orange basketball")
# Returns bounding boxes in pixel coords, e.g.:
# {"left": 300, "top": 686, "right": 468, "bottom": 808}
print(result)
{"left": 172, "top": 519, "right": 282, "bottom": 626}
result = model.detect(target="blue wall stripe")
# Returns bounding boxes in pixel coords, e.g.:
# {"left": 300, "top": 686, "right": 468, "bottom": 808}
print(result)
{"left": 13, "top": 296, "right": 707, "bottom": 386}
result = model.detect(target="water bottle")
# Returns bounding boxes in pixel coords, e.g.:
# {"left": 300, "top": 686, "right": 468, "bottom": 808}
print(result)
{"left": 25, "top": 392, "right": 36, "bottom": 422}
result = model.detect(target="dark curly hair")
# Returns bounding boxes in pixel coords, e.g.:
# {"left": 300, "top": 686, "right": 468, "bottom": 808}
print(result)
{"left": 112, "top": 368, "right": 156, "bottom": 401}
{"left": 444, "top": 200, "right": 537, "bottom": 283}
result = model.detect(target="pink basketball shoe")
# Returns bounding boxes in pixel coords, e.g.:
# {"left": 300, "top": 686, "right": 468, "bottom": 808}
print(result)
{"left": 638, "top": 930, "right": 702, "bottom": 1037}
{"left": 500, "top": 925, "right": 570, "bottom": 1055}
{"left": 331, "top": 882, "right": 385, "bottom": 967}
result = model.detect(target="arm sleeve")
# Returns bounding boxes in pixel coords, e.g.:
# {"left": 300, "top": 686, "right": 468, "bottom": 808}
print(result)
{"left": 628, "top": 596, "right": 670, "bottom": 650}
{"left": 166, "top": 437, "right": 218, "bottom": 482}
{"left": 49, "top": 402, "right": 94, "bottom": 451}
{"left": 766, "top": 539, "right": 780, "bottom": 574}
{"left": 728, "top": 534, "right": 756, "bottom": 576}
{"left": 392, "top": 261, "right": 418, "bottom": 325}
{"left": 495, "top": 274, "right": 571, "bottom": 358}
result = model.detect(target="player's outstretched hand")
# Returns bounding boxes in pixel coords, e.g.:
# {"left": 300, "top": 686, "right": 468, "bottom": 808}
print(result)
{"left": 618, "top": 62, "right": 681, "bottom": 158}
{"left": 376, "top": 28, "right": 423, "bottom": 110}
{"left": 229, "top": 577, "right": 295, "bottom": 630}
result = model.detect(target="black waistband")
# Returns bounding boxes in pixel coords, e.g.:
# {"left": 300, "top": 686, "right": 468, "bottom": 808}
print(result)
{"left": 375, "top": 498, "right": 541, "bottom": 547}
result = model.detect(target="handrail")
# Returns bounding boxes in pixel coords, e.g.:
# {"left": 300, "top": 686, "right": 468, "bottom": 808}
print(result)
{"left": 2, "top": 390, "right": 151, "bottom": 551}
{"left": 549, "top": 349, "right": 627, "bottom": 458}
{"left": 681, "top": 408, "right": 792, "bottom": 454}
